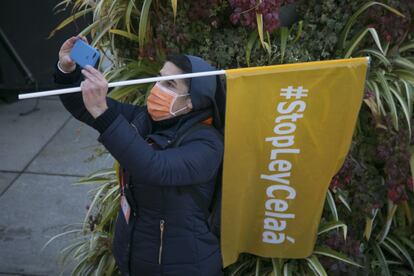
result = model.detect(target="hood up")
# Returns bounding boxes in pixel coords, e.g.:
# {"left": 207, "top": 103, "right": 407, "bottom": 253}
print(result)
{"left": 185, "top": 55, "right": 226, "bottom": 133}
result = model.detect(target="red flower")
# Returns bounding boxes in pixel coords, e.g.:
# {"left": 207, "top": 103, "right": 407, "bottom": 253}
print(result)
{"left": 387, "top": 188, "right": 399, "bottom": 202}
{"left": 329, "top": 175, "right": 341, "bottom": 189}
{"left": 387, "top": 185, "right": 408, "bottom": 203}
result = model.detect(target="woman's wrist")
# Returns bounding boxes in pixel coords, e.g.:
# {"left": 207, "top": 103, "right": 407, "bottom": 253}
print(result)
{"left": 90, "top": 105, "right": 109, "bottom": 119}
{"left": 57, "top": 60, "right": 76, "bottom": 74}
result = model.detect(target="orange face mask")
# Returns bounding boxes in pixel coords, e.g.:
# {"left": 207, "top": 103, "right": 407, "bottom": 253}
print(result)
{"left": 147, "top": 82, "right": 190, "bottom": 121}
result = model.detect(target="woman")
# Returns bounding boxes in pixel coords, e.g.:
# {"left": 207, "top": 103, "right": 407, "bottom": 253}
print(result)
{"left": 55, "top": 36, "right": 225, "bottom": 276}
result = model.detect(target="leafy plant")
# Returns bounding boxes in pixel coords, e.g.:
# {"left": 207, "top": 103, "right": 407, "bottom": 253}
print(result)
{"left": 45, "top": 167, "right": 120, "bottom": 275}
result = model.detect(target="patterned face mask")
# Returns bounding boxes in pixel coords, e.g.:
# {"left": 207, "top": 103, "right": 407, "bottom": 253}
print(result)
{"left": 147, "top": 82, "right": 190, "bottom": 121}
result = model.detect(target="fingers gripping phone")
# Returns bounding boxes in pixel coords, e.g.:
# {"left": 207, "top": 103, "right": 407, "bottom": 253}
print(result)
{"left": 70, "top": 39, "right": 100, "bottom": 68}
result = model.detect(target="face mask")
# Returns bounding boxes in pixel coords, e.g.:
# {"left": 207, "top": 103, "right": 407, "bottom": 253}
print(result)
{"left": 147, "top": 82, "right": 190, "bottom": 121}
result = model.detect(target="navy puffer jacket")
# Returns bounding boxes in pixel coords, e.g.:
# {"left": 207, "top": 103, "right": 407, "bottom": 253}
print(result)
{"left": 55, "top": 55, "right": 225, "bottom": 276}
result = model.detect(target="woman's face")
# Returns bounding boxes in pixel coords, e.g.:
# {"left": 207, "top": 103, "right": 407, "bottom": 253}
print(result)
{"left": 157, "top": 61, "right": 193, "bottom": 111}
{"left": 158, "top": 61, "right": 190, "bottom": 95}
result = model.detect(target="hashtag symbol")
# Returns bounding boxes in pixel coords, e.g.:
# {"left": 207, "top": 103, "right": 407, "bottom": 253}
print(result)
{"left": 280, "top": 86, "right": 309, "bottom": 100}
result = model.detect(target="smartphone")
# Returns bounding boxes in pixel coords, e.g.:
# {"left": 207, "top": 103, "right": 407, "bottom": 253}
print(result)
{"left": 70, "top": 39, "right": 100, "bottom": 68}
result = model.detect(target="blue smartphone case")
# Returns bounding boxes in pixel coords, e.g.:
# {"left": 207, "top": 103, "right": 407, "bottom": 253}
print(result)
{"left": 70, "top": 39, "right": 100, "bottom": 68}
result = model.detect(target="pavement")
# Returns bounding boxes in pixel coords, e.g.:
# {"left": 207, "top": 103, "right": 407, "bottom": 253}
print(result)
{"left": 0, "top": 96, "right": 114, "bottom": 275}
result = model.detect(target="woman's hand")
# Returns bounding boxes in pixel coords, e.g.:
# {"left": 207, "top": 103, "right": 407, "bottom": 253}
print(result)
{"left": 58, "top": 35, "right": 88, "bottom": 73}
{"left": 80, "top": 65, "right": 108, "bottom": 118}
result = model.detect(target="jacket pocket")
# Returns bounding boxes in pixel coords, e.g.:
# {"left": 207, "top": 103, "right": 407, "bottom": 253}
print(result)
{"left": 162, "top": 235, "right": 197, "bottom": 265}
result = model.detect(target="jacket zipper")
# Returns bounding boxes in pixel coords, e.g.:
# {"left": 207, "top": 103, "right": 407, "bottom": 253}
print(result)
{"left": 158, "top": 219, "right": 165, "bottom": 264}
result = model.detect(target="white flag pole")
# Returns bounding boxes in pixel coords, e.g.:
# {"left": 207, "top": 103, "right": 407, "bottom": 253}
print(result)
{"left": 18, "top": 56, "right": 370, "bottom": 100}
{"left": 18, "top": 70, "right": 226, "bottom": 100}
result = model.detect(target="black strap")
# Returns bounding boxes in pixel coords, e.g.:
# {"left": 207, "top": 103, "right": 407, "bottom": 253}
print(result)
{"left": 208, "top": 164, "right": 222, "bottom": 225}
{"left": 121, "top": 168, "right": 138, "bottom": 213}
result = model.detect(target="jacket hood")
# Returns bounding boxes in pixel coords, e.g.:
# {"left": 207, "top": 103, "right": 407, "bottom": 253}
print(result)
{"left": 185, "top": 55, "right": 226, "bottom": 132}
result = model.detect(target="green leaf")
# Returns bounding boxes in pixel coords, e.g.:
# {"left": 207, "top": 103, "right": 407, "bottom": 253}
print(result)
{"left": 101, "top": 185, "right": 120, "bottom": 203}
{"left": 229, "top": 258, "right": 252, "bottom": 276}
{"left": 96, "top": 201, "right": 119, "bottom": 232}
{"left": 42, "top": 229, "right": 80, "bottom": 251}
{"left": 355, "top": 48, "right": 391, "bottom": 67}
{"left": 392, "top": 269, "right": 414, "bottom": 276}
{"left": 339, "top": 1, "right": 404, "bottom": 50}
{"left": 394, "top": 69, "right": 414, "bottom": 84}
{"left": 380, "top": 240, "right": 402, "bottom": 261}
{"left": 95, "top": 254, "right": 108, "bottom": 276}
{"left": 292, "top": 20, "right": 303, "bottom": 44}
{"left": 386, "top": 236, "right": 414, "bottom": 271}
{"left": 280, "top": 27, "right": 289, "bottom": 63}
{"left": 377, "top": 200, "right": 397, "bottom": 242}
{"left": 399, "top": 236, "right": 414, "bottom": 253}
{"left": 364, "top": 208, "right": 378, "bottom": 241}
{"left": 59, "top": 239, "right": 87, "bottom": 271}
{"left": 373, "top": 242, "right": 392, "bottom": 276}
{"left": 109, "top": 29, "right": 140, "bottom": 42}
{"left": 313, "top": 246, "right": 363, "bottom": 268}
{"left": 138, "top": 0, "right": 153, "bottom": 49}
{"left": 105, "top": 256, "right": 117, "bottom": 276}
{"left": 306, "top": 255, "right": 328, "bottom": 276}
{"left": 53, "top": 0, "right": 72, "bottom": 13}
{"left": 246, "top": 31, "right": 258, "bottom": 67}
{"left": 344, "top": 28, "right": 384, "bottom": 58}
{"left": 110, "top": 84, "right": 147, "bottom": 101}
{"left": 255, "top": 257, "right": 261, "bottom": 276}
{"left": 400, "top": 80, "right": 413, "bottom": 116}
{"left": 256, "top": 11, "right": 271, "bottom": 55}
{"left": 375, "top": 71, "right": 398, "bottom": 130}
{"left": 393, "top": 56, "right": 414, "bottom": 71}
{"left": 283, "top": 261, "right": 293, "bottom": 276}
{"left": 326, "top": 190, "right": 339, "bottom": 221}
{"left": 399, "top": 42, "right": 414, "bottom": 53}
{"left": 72, "top": 254, "right": 90, "bottom": 275}
{"left": 91, "top": 22, "right": 115, "bottom": 47}
{"left": 272, "top": 258, "right": 284, "bottom": 276}
{"left": 48, "top": 8, "right": 93, "bottom": 38}
{"left": 318, "top": 220, "right": 347, "bottom": 240}
{"left": 366, "top": 80, "right": 385, "bottom": 116}
{"left": 125, "top": 0, "right": 137, "bottom": 34}
{"left": 389, "top": 84, "right": 411, "bottom": 139}
{"left": 334, "top": 188, "right": 352, "bottom": 212}
{"left": 82, "top": 183, "right": 109, "bottom": 231}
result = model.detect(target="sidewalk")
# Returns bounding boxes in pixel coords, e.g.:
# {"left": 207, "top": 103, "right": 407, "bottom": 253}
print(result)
{"left": 0, "top": 96, "right": 114, "bottom": 275}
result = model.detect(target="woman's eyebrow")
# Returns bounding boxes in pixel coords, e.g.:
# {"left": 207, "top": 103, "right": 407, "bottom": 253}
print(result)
{"left": 158, "top": 72, "right": 178, "bottom": 86}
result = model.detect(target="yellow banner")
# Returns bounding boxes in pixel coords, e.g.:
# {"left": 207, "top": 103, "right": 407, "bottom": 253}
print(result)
{"left": 221, "top": 57, "right": 369, "bottom": 267}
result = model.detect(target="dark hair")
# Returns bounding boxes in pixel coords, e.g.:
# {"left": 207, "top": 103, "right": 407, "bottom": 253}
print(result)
{"left": 166, "top": 54, "right": 192, "bottom": 88}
